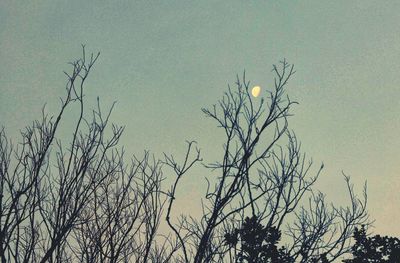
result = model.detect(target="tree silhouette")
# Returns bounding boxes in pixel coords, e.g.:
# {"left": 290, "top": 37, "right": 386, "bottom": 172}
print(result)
{"left": 224, "top": 215, "right": 294, "bottom": 262}
{"left": 0, "top": 48, "right": 174, "bottom": 263}
{"left": 343, "top": 226, "right": 400, "bottom": 263}
{"left": 0, "top": 49, "right": 372, "bottom": 262}
{"left": 165, "top": 60, "right": 370, "bottom": 262}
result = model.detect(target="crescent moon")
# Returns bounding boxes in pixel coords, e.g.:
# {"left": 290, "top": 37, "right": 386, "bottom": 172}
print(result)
{"left": 251, "top": 86, "right": 261, "bottom": 97}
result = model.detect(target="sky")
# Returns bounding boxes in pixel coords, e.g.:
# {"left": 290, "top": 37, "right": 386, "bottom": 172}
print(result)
{"left": 1, "top": 1, "right": 399, "bottom": 236}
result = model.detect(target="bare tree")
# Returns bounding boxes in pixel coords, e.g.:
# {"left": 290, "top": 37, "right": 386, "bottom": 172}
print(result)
{"left": 165, "top": 60, "right": 369, "bottom": 263}
{"left": 0, "top": 48, "right": 187, "bottom": 263}
{"left": 0, "top": 47, "right": 104, "bottom": 263}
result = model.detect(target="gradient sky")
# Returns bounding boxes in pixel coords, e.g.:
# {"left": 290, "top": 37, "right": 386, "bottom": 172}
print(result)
{"left": 1, "top": 1, "right": 399, "bottom": 236}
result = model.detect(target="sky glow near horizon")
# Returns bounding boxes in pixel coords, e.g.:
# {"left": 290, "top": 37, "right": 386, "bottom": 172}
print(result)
{"left": 0, "top": 1, "right": 399, "bottom": 236}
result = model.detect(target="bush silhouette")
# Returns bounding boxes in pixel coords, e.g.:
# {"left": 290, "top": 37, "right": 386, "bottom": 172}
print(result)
{"left": 225, "top": 216, "right": 294, "bottom": 263}
{"left": 343, "top": 226, "right": 400, "bottom": 262}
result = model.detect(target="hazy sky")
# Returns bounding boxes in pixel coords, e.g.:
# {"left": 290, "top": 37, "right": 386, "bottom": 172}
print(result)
{"left": 1, "top": 1, "right": 399, "bottom": 236}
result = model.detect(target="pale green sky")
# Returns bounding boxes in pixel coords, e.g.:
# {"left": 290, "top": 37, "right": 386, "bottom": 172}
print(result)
{"left": 1, "top": 1, "right": 399, "bottom": 236}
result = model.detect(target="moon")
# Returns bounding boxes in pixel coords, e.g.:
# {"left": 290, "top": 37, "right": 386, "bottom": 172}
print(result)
{"left": 251, "top": 86, "right": 261, "bottom": 97}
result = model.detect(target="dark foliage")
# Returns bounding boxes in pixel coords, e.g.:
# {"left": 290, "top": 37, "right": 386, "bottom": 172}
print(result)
{"left": 343, "top": 226, "right": 400, "bottom": 263}
{"left": 225, "top": 216, "right": 294, "bottom": 263}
